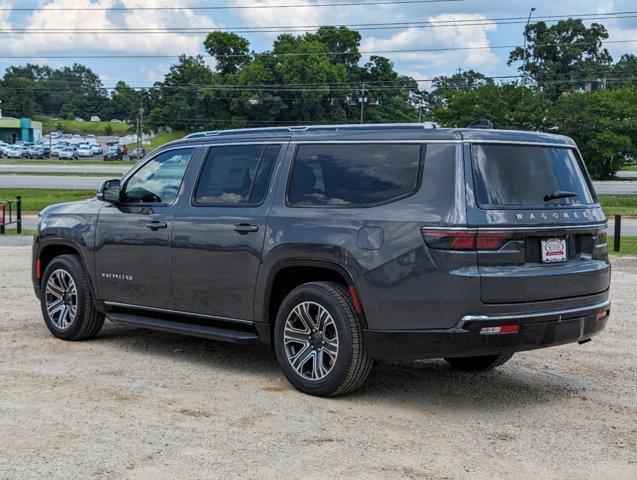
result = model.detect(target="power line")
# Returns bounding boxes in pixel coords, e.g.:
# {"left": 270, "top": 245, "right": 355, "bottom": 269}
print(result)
{"left": 0, "top": 0, "right": 470, "bottom": 12}
{"left": 1, "top": 74, "right": 634, "bottom": 92}
{"left": 0, "top": 12, "right": 634, "bottom": 35}
{"left": 0, "top": 39, "right": 633, "bottom": 60}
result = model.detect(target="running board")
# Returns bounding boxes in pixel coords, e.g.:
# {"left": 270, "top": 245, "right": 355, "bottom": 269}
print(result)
{"left": 107, "top": 312, "right": 260, "bottom": 343}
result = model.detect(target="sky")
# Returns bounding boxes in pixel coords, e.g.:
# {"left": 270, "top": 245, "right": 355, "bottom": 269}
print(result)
{"left": 0, "top": 0, "right": 636, "bottom": 90}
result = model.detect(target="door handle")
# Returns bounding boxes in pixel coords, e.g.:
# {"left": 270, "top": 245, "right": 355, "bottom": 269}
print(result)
{"left": 233, "top": 223, "right": 259, "bottom": 234}
{"left": 146, "top": 221, "right": 168, "bottom": 230}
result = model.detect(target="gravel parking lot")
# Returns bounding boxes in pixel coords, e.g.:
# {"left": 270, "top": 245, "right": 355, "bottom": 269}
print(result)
{"left": 0, "top": 246, "right": 635, "bottom": 479}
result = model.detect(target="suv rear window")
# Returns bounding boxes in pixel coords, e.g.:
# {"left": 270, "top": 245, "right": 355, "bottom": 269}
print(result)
{"left": 472, "top": 144, "right": 594, "bottom": 207}
{"left": 194, "top": 144, "right": 280, "bottom": 206}
{"left": 288, "top": 144, "right": 422, "bottom": 207}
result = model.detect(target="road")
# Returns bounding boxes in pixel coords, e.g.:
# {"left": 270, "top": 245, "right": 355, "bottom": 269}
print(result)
{"left": 0, "top": 174, "right": 109, "bottom": 189}
{"left": 616, "top": 170, "right": 637, "bottom": 179}
{"left": 593, "top": 181, "right": 637, "bottom": 195}
{"left": 0, "top": 164, "right": 131, "bottom": 174}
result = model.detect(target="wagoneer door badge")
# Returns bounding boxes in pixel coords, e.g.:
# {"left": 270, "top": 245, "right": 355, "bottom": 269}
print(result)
{"left": 101, "top": 273, "right": 134, "bottom": 281}
{"left": 514, "top": 209, "right": 599, "bottom": 221}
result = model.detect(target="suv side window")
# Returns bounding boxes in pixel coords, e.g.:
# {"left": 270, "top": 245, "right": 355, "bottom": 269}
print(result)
{"left": 288, "top": 143, "right": 422, "bottom": 207}
{"left": 194, "top": 144, "right": 280, "bottom": 206}
{"left": 123, "top": 148, "right": 194, "bottom": 204}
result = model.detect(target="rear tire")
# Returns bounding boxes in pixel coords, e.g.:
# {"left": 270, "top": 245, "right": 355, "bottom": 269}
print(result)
{"left": 273, "top": 281, "right": 372, "bottom": 397}
{"left": 444, "top": 353, "right": 514, "bottom": 371}
{"left": 40, "top": 254, "right": 104, "bottom": 341}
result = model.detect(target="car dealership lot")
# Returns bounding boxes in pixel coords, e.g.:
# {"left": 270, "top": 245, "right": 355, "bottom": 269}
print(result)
{"left": 0, "top": 246, "right": 635, "bottom": 479}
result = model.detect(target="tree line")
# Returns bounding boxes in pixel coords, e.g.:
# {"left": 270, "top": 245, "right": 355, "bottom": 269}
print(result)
{"left": 0, "top": 19, "right": 635, "bottom": 178}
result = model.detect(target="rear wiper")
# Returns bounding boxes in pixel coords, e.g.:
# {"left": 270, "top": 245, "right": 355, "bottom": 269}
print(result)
{"left": 543, "top": 191, "right": 578, "bottom": 202}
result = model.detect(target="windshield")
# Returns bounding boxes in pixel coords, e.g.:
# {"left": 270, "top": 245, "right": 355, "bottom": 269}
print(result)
{"left": 472, "top": 144, "right": 594, "bottom": 207}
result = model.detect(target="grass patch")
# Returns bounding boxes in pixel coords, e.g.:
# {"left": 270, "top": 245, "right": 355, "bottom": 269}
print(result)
{"left": 34, "top": 116, "right": 132, "bottom": 136}
{"left": 0, "top": 188, "right": 95, "bottom": 213}
{"left": 620, "top": 164, "right": 637, "bottom": 172}
{"left": 608, "top": 236, "right": 637, "bottom": 256}
{"left": 1, "top": 227, "right": 36, "bottom": 236}
{"left": 127, "top": 131, "right": 186, "bottom": 150}
{"left": 598, "top": 195, "right": 637, "bottom": 216}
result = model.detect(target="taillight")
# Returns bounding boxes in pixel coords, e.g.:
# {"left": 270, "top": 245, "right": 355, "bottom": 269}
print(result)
{"left": 421, "top": 229, "right": 476, "bottom": 250}
{"left": 422, "top": 228, "right": 514, "bottom": 251}
{"left": 595, "top": 228, "right": 607, "bottom": 244}
{"left": 593, "top": 227, "right": 608, "bottom": 255}
{"left": 476, "top": 231, "right": 514, "bottom": 250}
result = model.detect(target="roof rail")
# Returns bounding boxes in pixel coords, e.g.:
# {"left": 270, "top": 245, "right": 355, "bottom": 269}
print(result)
{"left": 183, "top": 122, "right": 438, "bottom": 139}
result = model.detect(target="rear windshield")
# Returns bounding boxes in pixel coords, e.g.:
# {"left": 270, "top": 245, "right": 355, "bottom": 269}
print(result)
{"left": 472, "top": 144, "right": 594, "bottom": 207}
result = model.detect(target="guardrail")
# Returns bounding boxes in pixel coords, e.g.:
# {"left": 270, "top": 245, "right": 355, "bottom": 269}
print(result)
{"left": 0, "top": 196, "right": 22, "bottom": 235}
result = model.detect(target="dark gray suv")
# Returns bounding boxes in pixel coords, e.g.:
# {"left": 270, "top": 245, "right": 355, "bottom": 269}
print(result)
{"left": 32, "top": 124, "right": 611, "bottom": 396}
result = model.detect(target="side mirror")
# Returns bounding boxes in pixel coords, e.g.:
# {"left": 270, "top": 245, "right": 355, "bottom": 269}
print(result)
{"left": 97, "top": 179, "right": 121, "bottom": 203}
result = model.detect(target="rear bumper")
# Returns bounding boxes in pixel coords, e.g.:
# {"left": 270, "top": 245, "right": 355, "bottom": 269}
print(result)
{"left": 363, "top": 299, "right": 610, "bottom": 362}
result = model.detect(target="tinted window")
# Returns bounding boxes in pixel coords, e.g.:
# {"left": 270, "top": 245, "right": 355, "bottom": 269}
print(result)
{"left": 194, "top": 144, "right": 280, "bottom": 205}
{"left": 472, "top": 144, "right": 594, "bottom": 207}
{"left": 288, "top": 144, "right": 422, "bottom": 206}
{"left": 420, "top": 144, "right": 458, "bottom": 208}
{"left": 124, "top": 148, "right": 193, "bottom": 204}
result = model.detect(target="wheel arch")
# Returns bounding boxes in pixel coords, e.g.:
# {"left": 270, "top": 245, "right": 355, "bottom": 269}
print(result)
{"left": 258, "top": 258, "right": 368, "bottom": 334}
{"left": 35, "top": 238, "right": 97, "bottom": 302}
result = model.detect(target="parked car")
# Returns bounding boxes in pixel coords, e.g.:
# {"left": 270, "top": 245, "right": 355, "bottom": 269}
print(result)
{"left": 6, "top": 145, "right": 29, "bottom": 158}
{"left": 103, "top": 147, "right": 121, "bottom": 161}
{"left": 58, "top": 148, "right": 79, "bottom": 160}
{"left": 27, "top": 146, "right": 46, "bottom": 159}
{"left": 130, "top": 147, "right": 146, "bottom": 160}
{"left": 32, "top": 124, "right": 611, "bottom": 397}
{"left": 90, "top": 144, "right": 102, "bottom": 155}
{"left": 77, "top": 146, "right": 93, "bottom": 157}
{"left": 51, "top": 141, "right": 70, "bottom": 157}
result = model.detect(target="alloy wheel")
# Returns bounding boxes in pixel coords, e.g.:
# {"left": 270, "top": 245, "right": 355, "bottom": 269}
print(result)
{"left": 283, "top": 301, "right": 339, "bottom": 381}
{"left": 45, "top": 269, "right": 78, "bottom": 330}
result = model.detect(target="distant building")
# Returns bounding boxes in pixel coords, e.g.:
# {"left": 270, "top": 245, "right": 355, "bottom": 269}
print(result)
{"left": 0, "top": 117, "right": 43, "bottom": 143}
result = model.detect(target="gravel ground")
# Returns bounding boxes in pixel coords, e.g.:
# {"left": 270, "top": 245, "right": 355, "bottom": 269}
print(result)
{"left": 0, "top": 246, "right": 635, "bottom": 479}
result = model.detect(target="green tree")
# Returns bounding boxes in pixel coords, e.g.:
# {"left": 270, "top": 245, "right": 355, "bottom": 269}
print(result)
{"left": 204, "top": 32, "right": 251, "bottom": 75}
{"left": 106, "top": 81, "right": 140, "bottom": 122}
{"left": 549, "top": 87, "right": 636, "bottom": 179}
{"left": 147, "top": 55, "right": 217, "bottom": 131}
{"left": 432, "top": 83, "right": 548, "bottom": 130}
{"left": 609, "top": 54, "right": 637, "bottom": 88}
{"left": 508, "top": 19, "right": 613, "bottom": 98}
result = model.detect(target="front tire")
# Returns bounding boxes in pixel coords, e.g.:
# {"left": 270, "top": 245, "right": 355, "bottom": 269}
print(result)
{"left": 40, "top": 254, "right": 104, "bottom": 341}
{"left": 273, "top": 282, "right": 372, "bottom": 397}
{"left": 444, "top": 353, "right": 514, "bottom": 371}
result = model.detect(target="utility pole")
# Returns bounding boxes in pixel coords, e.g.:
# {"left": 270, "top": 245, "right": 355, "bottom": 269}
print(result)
{"left": 137, "top": 97, "right": 144, "bottom": 149}
{"left": 522, "top": 7, "right": 536, "bottom": 85}
{"left": 359, "top": 82, "right": 366, "bottom": 124}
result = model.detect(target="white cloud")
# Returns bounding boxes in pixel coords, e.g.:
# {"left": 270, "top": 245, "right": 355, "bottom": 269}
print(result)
{"left": 362, "top": 13, "right": 499, "bottom": 81}
{"left": 236, "top": 0, "right": 393, "bottom": 38}
{"left": 139, "top": 64, "right": 169, "bottom": 83}
{"left": 3, "top": 0, "right": 217, "bottom": 55}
